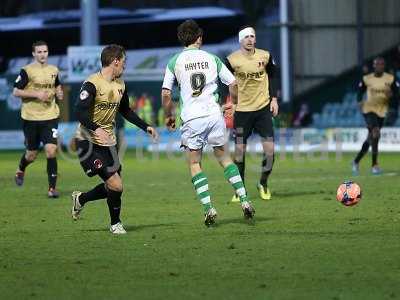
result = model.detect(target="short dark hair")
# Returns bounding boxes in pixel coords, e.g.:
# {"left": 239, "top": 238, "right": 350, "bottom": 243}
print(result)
{"left": 32, "top": 40, "right": 48, "bottom": 52}
{"left": 101, "top": 44, "right": 126, "bottom": 67}
{"left": 177, "top": 19, "right": 203, "bottom": 47}
{"left": 238, "top": 25, "right": 256, "bottom": 32}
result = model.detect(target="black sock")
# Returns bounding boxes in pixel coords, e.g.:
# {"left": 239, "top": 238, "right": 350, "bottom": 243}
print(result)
{"left": 234, "top": 158, "right": 245, "bottom": 186}
{"left": 354, "top": 140, "right": 370, "bottom": 164}
{"left": 19, "top": 153, "right": 32, "bottom": 172}
{"left": 260, "top": 154, "right": 274, "bottom": 187}
{"left": 371, "top": 137, "right": 379, "bottom": 166}
{"left": 79, "top": 183, "right": 108, "bottom": 206}
{"left": 47, "top": 158, "right": 57, "bottom": 189}
{"left": 107, "top": 189, "right": 122, "bottom": 225}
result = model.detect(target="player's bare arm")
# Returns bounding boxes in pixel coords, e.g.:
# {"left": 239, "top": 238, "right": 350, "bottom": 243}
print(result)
{"left": 161, "top": 88, "right": 176, "bottom": 131}
{"left": 270, "top": 97, "right": 279, "bottom": 117}
{"left": 223, "top": 81, "right": 238, "bottom": 118}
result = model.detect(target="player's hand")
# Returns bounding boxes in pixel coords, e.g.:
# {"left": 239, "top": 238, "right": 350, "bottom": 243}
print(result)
{"left": 222, "top": 102, "right": 236, "bottom": 118}
{"left": 270, "top": 97, "right": 279, "bottom": 117}
{"left": 36, "top": 90, "right": 50, "bottom": 102}
{"left": 94, "top": 128, "right": 111, "bottom": 144}
{"left": 146, "top": 126, "right": 159, "bottom": 142}
{"left": 165, "top": 116, "right": 176, "bottom": 131}
{"left": 56, "top": 87, "right": 64, "bottom": 100}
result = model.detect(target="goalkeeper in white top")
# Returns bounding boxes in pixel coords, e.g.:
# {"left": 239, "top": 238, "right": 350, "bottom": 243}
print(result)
{"left": 162, "top": 19, "right": 255, "bottom": 226}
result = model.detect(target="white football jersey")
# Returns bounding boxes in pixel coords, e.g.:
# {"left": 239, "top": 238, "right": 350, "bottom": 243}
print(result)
{"left": 162, "top": 47, "right": 235, "bottom": 122}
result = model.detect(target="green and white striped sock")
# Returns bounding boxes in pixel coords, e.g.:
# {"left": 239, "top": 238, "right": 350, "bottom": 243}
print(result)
{"left": 224, "top": 163, "right": 248, "bottom": 203}
{"left": 191, "top": 172, "right": 212, "bottom": 212}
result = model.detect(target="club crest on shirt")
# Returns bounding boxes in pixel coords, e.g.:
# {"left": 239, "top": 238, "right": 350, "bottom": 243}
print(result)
{"left": 80, "top": 90, "right": 89, "bottom": 100}
{"left": 93, "top": 159, "right": 103, "bottom": 169}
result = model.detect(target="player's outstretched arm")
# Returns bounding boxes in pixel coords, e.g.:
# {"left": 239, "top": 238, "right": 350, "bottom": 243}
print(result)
{"left": 118, "top": 90, "right": 152, "bottom": 131}
{"left": 118, "top": 91, "right": 158, "bottom": 141}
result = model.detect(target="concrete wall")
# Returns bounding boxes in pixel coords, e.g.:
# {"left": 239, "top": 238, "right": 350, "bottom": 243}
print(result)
{"left": 292, "top": 0, "right": 400, "bottom": 95}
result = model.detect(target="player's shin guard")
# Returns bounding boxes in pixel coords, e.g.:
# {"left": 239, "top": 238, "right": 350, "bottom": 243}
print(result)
{"left": 354, "top": 140, "right": 370, "bottom": 164}
{"left": 47, "top": 158, "right": 57, "bottom": 189}
{"left": 19, "top": 153, "right": 32, "bottom": 172}
{"left": 191, "top": 172, "right": 212, "bottom": 212}
{"left": 224, "top": 163, "right": 248, "bottom": 203}
{"left": 106, "top": 189, "right": 122, "bottom": 225}
{"left": 79, "top": 183, "right": 108, "bottom": 205}
{"left": 260, "top": 153, "right": 274, "bottom": 187}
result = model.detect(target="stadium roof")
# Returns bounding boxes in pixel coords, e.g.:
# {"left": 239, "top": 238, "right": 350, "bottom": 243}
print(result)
{"left": 0, "top": 7, "right": 240, "bottom": 31}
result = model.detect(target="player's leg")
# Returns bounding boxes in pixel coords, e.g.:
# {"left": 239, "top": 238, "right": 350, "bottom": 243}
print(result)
{"left": 353, "top": 113, "right": 373, "bottom": 174}
{"left": 254, "top": 106, "right": 274, "bottom": 200}
{"left": 41, "top": 119, "right": 59, "bottom": 197}
{"left": 71, "top": 141, "right": 110, "bottom": 220}
{"left": 15, "top": 120, "right": 40, "bottom": 186}
{"left": 44, "top": 143, "right": 58, "bottom": 197}
{"left": 187, "top": 149, "right": 217, "bottom": 226}
{"left": 105, "top": 172, "right": 126, "bottom": 234}
{"left": 213, "top": 145, "right": 255, "bottom": 219}
{"left": 231, "top": 111, "right": 252, "bottom": 202}
{"left": 210, "top": 116, "right": 249, "bottom": 203}
{"left": 353, "top": 134, "right": 370, "bottom": 163}
{"left": 16, "top": 150, "right": 38, "bottom": 186}
{"left": 209, "top": 115, "right": 254, "bottom": 219}
{"left": 370, "top": 115, "right": 384, "bottom": 174}
{"left": 182, "top": 118, "right": 216, "bottom": 226}
{"left": 258, "top": 139, "right": 274, "bottom": 200}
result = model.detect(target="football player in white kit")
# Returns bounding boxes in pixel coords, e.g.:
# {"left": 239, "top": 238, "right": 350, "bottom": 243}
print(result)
{"left": 161, "top": 19, "right": 255, "bottom": 226}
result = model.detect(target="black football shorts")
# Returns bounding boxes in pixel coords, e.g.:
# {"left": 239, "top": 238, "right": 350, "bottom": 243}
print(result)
{"left": 233, "top": 104, "right": 274, "bottom": 144}
{"left": 363, "top": 112, "right": 384, "bottom": 129}
{"left": 22, "top": 118, "right": 58, "bottom": 150}
{"left": 76, "top": 140, "right": 121, "bottom": 181}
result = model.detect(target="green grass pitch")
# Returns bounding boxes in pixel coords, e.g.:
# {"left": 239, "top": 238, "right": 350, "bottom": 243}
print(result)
{"left": 0, "top": 150, "right": 399, "bottom": 299}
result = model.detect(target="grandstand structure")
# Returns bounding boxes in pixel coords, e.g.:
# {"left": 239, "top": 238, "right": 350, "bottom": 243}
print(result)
{"left": 0, "top": 0, "right": 399, "bottom": 151}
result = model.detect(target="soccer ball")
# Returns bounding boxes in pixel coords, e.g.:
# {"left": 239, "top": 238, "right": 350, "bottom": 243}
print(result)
{"left": 336, "top": 181, "right": 361, "bottom": 206}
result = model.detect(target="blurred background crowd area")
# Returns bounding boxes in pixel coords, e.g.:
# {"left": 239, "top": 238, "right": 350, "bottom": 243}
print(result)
{"left": 0, "top": 0, "right": 399, "bottom": 130}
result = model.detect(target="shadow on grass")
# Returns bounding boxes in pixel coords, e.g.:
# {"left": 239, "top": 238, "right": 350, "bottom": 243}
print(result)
{"left": 262, "top": 229, "right": 369, "bottom": 237}
{"left": 272, "top": 190, "right": 327, "bottom": 198}
{"left": 81, "top": 222, "right": 180, "bottom": 233}
{"left": 125, "top": 223, "right": 180, "bottom": 231}
{"left": 215, "top": 216, "right": 271, "bottom": 226}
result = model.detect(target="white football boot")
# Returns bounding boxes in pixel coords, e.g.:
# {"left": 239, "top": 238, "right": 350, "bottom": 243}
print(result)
{"left": 110, "top": 222, "right": 127, "bottom": 234}
{"left": 71, "top": 191, "right": 83, "bottom": 220}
